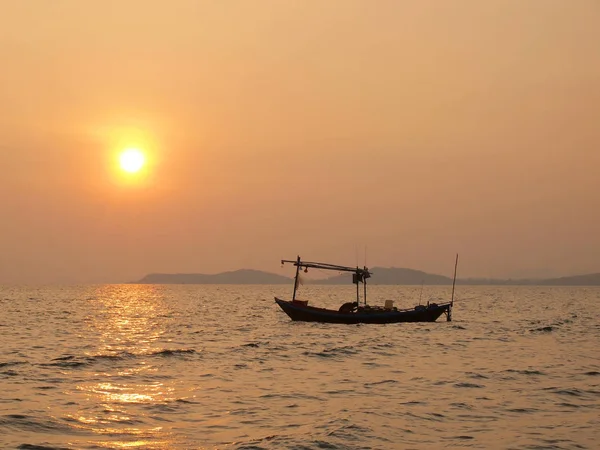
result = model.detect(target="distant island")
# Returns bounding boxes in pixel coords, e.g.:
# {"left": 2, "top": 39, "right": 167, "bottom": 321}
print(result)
{"left": 132, "top": 267, "right": 600, "bottom": 286}
{"left": 135, "top": 269, "right": 291, "bottom": 285}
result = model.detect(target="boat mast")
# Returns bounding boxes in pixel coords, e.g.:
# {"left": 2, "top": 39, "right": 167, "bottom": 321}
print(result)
{"left": 451, "top": 253, "right": 459, "bottom": 307}
{"left": 363, "top": 267, "right": 368, "bottom": 306}
{"left": 356, "top": 267, "right": 360, "bottom": 305}
{"left": 292, "top": 255, "right": 301, "bottom": 301}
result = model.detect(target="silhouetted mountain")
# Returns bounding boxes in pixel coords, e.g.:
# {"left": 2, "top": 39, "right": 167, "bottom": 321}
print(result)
{"left": 458, "top": 273, "right": 600, "bottom": 286}
{"left": 314, "top": 268, "right": 600, "bottom": 286}
{"left": 539, "top": 273, "right": 600, "bottom": 286}
{"left": 313, "top": 267, "right": 453, "bottom": 285}
{"left": 134, "top": 269, "right": 291, "bottom": 285}
{"left": 131, "top": 268, "right": 600, "bottom": 286}
{"left": 455, "top": 277, "right": 536, "bottom": 286}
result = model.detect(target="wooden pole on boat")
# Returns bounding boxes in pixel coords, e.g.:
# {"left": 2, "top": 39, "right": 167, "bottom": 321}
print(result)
{"left": 451, "top": 253, "right": 459, "bottom": 307}
{"left": 292, "top": 255, "right": 301, "bottom": 301}
{"left": 363, "top": 272, "right": 367, "bottom": 306}
{"left": 355, "top": 267, "right": 360, "bottom": 305}
{"left": 363, "top": 247, "right": 368, "bottom": 306}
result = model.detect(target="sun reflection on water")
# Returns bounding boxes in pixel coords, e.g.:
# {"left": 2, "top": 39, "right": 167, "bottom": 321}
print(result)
{"left": 74, "top": 285, "right": 180, "bottom": 448}
{"left": 91, "top": 285, "right": 169, "bottom": 354}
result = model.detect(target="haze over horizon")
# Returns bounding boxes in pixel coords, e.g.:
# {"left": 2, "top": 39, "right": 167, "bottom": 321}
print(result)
{"left": 1, "top": 1, "right": 598, "bottom": 285}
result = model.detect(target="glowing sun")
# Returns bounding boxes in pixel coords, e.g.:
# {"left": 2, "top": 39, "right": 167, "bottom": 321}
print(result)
{"left": 119, "top": 149, "right": 146, "bottom": 173}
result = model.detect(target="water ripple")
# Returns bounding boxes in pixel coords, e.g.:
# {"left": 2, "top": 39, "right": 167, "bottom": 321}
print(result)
{"left": 1, "top": 284, "right": 599, "bottom": 449}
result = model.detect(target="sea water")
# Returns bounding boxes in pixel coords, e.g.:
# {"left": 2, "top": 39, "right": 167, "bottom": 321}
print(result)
{"left": 1, "top": 284, "right": 599, "bottom": 449}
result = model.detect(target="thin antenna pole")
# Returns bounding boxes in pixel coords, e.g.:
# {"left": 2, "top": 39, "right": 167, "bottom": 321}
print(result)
{"left": 451, "top": 253, "right": 459, "bottom": 306}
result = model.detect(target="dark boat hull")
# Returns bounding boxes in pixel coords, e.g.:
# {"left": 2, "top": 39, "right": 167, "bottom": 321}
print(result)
{"left": 274, "top": 298, "right": 451, "bottom": 324}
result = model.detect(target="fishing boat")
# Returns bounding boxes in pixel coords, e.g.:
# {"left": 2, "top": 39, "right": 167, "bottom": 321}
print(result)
{"left": 274, "top": 255, "right": 458, "bottom": 324}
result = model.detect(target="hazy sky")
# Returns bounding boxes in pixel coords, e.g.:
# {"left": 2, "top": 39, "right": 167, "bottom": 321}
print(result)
{"left": 1, "top": 0, "right": 599, "bottom": 284}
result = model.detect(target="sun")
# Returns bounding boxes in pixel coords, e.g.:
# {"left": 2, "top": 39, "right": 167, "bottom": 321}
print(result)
{"left": 119, "top": 148, "right": 146, "bottom": 173}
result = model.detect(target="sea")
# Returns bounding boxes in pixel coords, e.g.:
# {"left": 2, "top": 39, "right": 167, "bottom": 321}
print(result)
{"left": 0, "top": 284, "right": 599, "bottom": 450}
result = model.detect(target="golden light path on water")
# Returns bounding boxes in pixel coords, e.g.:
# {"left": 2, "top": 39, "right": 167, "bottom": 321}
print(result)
{"left": 72, "top": 285, "right": 182, "bottom": 449}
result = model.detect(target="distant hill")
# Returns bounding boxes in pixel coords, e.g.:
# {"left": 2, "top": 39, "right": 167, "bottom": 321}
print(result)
{"left": 539, "top": 273, "right": 600, "bottom": 286}
{"left": 131, "top": 268, "right": 600, "bottom": 286}
{"left": 314, "top": 268, "right": 600, "bottom": 286}
{"left": 134, "top": 269, "right": 291, "bottom": 285}
{"left": 458, "top": 273, "right": 600, "bottom": 286}
{"left": 455, "top": 277, "right": 536, "bottom": 286}
{"left": 314, "top": 267, "right": 453, "bottom": 285}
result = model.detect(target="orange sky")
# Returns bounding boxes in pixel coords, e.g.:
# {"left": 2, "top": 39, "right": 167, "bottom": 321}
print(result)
{"left": 1, "top": 0, "right": 599, "bottom": 284}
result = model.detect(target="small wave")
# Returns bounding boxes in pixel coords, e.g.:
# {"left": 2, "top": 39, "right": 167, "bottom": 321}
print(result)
{"left": 373, "top": 342, "right": 394, "bottom": 348}
{"left": 322, "top": 346, "right": 358, "bottom": 355}
{"left": 259, "top": 393, "right": 323, "bottom": 401}
{"left": 505, "top": 369, "right": 545, "bottom": 376}
{"left": 454, "top": 382, "right": 484, "bottom": 389}
{"left": 507, "top": 408, "right": 538, "bottom": 413}
{"left": 311, "top": 441, "right": 340, "bottom": 449}
{"left": 302, "top": 346, "right": 359, "bottom": 358}
{"left": 44, "top": 349, "right": 197, "bottom": 368}
{"left": 543, "top": 387, "right": 585, "bottom": 397}
{"left": 49, "top": 354, "right": 125, "bottom": 366}
{"left": 151, "top": 348, "right": 196, "bottom": 357}
{"left": 466, "top": 372, "right": 489, "bottom": 379}
{"left": 404, "top": 411, "right": 444, "bottom": 422}
{"left": 18, "top": 445, "right": 72, "bottom": 450}
{"left": 0, "top": 414, "right": 76, "bottom": 434}
{"left": 232, "top": 434, "right": 280, "bottom": 449}
{"left": 443, "top": 435, "right": 474, "bottom": 440}
{"left": 450, "top": 402, "right": 473, "bottom": 409}
{"left": 141, "top": 404, "right": 180, "bottom": 414}
{"left": 0, "top": 361, "right": 27, "bottom": 368}
{"left": 557, "top": 402, "right": 582, "bottom": 409}
{"left": 531, "top": 326, "right": 555, "bottom": 333}
{"left": 175, "top": 398, "right": 199, "bottom": 405}
{"left": 362, "top": 362, "right": 388, "bottom": 368}
{"left": 303, "top": 351, "right": 335, "bottom": 358}
{"left": 327, "top": 423, "right": 373, "bottom": 435}
{"left": 364, "top": 380, "right": 398, "bottom": 387}
{"left": 584, "top": 371, "right": 600, "bottom": 376}
{"left": 44, "top": 356, "right": 91, "bottom": 368}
